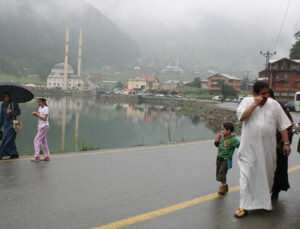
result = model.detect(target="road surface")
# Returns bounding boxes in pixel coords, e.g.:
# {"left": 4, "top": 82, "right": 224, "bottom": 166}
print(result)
{"left": 1, "top": 137, "right": 300, "bottom": 229}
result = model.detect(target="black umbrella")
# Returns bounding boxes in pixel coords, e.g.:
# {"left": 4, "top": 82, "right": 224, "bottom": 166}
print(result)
{"left": 0, "top": 82, "right": 34, "bottom": 103}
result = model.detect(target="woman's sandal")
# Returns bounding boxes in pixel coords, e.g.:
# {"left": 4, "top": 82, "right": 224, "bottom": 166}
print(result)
{"left": 234, "top": 208, "right": 248, "bottom": 218}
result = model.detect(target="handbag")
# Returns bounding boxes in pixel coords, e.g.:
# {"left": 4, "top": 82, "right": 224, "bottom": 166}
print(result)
{"left": 10, "top": 103, "right": 22, "bottom": 132}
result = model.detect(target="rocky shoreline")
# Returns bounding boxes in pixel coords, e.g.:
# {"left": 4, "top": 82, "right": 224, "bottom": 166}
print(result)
{"left": 100, "top": 95, "right": 241, "bottom": 135}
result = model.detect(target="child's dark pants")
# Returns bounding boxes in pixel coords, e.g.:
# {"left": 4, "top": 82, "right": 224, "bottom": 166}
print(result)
{"left": 216, "top": 157, "right": 228, "bottom": 183}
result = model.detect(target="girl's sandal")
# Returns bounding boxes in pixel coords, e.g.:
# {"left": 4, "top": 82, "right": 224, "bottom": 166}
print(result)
{"left": 41, "top": 157, "right": 50, "bottom": 161}
{"left": 234, "top": 208, "right": 248, "bottom": 218}
{"left": 31, "top": 157, "right": 40, "bottom": 162}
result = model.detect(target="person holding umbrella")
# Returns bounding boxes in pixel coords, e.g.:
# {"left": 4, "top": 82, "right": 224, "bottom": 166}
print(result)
{"left": 0, "top": 82, "right": 34, "bottom": 160}
{"left": 0, "top": 93, "right": 21, "bottom": 159}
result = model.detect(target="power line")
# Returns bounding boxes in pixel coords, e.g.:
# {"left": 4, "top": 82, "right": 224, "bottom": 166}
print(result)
{"left": 272, "top": 0, "right": 292, "bottom": 51}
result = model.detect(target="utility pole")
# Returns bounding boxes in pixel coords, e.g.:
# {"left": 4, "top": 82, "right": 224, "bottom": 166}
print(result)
{"left": 244, "top": 70, "right": 251, "bottom": 92}
{"left": 260, "top": 50, "right": 276, "bottom": 70}
{"left": 260, "top": 51, "right": 276, "bottom": 87}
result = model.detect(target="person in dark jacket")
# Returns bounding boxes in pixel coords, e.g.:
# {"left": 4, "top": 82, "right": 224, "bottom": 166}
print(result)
{"left": 269, "top": 89, "right": 294, "bottom": 200}
{"left": 0, "top": 93, "right": 21, "bottom": 160}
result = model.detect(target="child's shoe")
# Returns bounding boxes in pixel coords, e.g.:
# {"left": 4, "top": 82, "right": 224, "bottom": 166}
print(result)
{"left": 218, "top": 184, "right": 228, "bottom": 195}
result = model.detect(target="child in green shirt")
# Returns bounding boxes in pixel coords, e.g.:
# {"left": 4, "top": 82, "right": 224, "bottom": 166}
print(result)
{"left": 214, "top": 122, "right": 240, "bottom": 195}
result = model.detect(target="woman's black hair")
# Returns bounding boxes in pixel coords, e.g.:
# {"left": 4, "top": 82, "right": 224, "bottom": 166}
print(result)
{"left": 253, "top": 81, "right": 269, "bottom": 94}
{"left": 3, "top": 93, "right": 11, "bottom": 103}
{"left": 269, "top": 88, "right": 275, "bottom": 99}
{"left": 223, "top": 122, "right": 234, "bottom": 132}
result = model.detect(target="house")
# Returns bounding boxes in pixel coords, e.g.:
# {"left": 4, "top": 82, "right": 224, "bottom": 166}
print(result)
{"left": 128, "top": 76, "right": 161, "bottom": 91}
{"left": 201, "top": 80, "right": 208, "bottom": 89}
{"left": 47, "top": 63, "right": 85, "bottom": 90}
{"left": 162, "top": 80, "right": 180, "bottom": 90}
{"left": 102, "top": 81, "right": 118, "bottom": 89}
{"left": 258, "top": 57, "right": 300, "bottom": 99}
{"left": 207, "top": 73, "right": 241, "bottom": 92}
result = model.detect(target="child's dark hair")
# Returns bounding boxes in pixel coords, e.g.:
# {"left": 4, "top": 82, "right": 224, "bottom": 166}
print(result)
{"left": 38, "top": 97, "right": 48, "bottom": 107}
{"left": 223, "top": 122, "right": 234, "bottom": 132}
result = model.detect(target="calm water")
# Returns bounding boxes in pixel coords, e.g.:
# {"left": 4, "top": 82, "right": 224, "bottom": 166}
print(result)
{"left": 15, "top": 96, "right": 218, "bottom": 154}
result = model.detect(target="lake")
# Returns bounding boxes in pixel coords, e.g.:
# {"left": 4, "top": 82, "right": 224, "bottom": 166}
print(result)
{"left": 15, "top": 96, "right": 219, "bottom": 155}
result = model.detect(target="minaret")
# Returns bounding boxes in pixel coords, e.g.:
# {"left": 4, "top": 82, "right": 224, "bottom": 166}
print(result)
{"left": 74, "top": 112, "right": 79, "bottom": 151}
{"left": 176, "top": 56, "right": 179, "bottom": 68}
{"left": 61, "top": 97, "right": 66, "bottom": 152}
{"left": 77, "top": 28, "right": 82, "bottom": 76}
{"left": 63, "top": 25, "right": 70, "bottom": 90}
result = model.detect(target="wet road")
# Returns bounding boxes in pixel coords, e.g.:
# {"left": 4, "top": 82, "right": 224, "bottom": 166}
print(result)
{"left": 1, "top": 139, "right": 300, "bottom": 229}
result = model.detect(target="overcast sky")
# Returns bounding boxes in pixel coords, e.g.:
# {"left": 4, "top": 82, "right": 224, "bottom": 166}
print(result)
{"left": 84, "top": 0, "right": 300, "bottom": 75}
{"left": 87, "top": 0, "right": 299, "bottom": 55}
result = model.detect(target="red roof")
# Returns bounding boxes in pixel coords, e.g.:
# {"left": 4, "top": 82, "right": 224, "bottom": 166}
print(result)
{"left": 134, "top": 76, "right": 158, "bottom": 82}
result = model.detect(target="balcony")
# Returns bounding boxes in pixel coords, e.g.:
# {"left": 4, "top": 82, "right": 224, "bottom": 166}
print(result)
{"left": 275, "top": 78, "right": 288, "bottom": 82}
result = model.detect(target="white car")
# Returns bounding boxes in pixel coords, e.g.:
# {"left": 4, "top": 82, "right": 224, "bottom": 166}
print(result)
{"left": 173, "top": 94, "right": 182, "bottom": 98}
{"left": 238, "top": 97, "right": 244, "bottom": 104}
{"left": 212, "top": 96, "right": 222, "bottom": 101}
{"left": 155, "top": 94, "right": 165, "bottom": 97}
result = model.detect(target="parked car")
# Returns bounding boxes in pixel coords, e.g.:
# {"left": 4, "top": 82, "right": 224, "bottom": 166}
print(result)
{"left": 212, "top": 96, "right": 222, "bottom": 102}
{"left": 278, "top": 100, "right": 290, "bottom": 106}
{"left": 137, "top": 91, "right": 145, "bottom": 96}
{"left": 166, "top": 94, "right": 173, "bottom": 98}
{"left": 113, "top": 90, "right": 122, "bottom": 95}
{"left": 144, "top": 92, "right": 154, "bottom": 96}
{"left": 173, "top": 94, "right": 182, "bottom": 98}
{"left": 231, "top": 98, "right": 238, "bottom": 103}
{"left": 285, "top": 101, "right": 295, "bottom": 111}
{"left": 238, "top": 97, "right": 244, "bottom": 105}
{"left": 155, "top": 94, "right": 165, "bottom": 97}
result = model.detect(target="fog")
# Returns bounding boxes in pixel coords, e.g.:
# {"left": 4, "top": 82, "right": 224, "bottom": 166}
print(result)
{"left": 87, "top": 0, "right": 300, "bottom": 76}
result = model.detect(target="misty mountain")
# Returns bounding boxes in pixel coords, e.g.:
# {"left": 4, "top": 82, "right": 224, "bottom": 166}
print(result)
{"left": 88, "top": 0, "right": 299, "bottom": 79}
{"left": 0, "top": 0, "right": 139, "bottom": 78}
{"left": 130, "top": 17, "right": 270, "bottom": 77}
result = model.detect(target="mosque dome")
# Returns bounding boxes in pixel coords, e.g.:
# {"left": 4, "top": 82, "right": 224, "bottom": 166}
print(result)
{"left": 51, "top": 63, "right": 74, "bottom": 74}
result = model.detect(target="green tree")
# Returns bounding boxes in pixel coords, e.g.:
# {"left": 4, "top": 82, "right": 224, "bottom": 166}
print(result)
{"left": 191, "top": 77, "right": 202, "bottom": 88}
{"left": 290, "top": 31, "right": 300, "bottom": 59}
{"left": 217, "top": 80, "right": 238, "bottom": 100}
{"left": 116, "top": 81, "right": 124, "bottom": 89}
{"left": 241, "top": 76, "right": 249, "bottom": 91}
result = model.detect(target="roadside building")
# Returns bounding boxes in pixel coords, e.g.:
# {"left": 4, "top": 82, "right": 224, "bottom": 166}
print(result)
{"left": 207, "top": 73, "right": 241, "bottom": 92}
{"left": 182, "top": 81, "right": 193, "bottom": 87}
{"left": 102, "top": 80, "right": 118, "bottom": 90}
{"left": 128, "top": 76, "right": 161, "bottom": 91}
{"left": 47, "top": 63, "right": 85, "bottom": 90}
{"left": 162, "top": 80, "right": 181, "bottom": 90}
{"left": 201, "top": 80, "right": 208, "bottom": 89}
{"left": 259, "top": 57, "right": 300, "bottom": 99}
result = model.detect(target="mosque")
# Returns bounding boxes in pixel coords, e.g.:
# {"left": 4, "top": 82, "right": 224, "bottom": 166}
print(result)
{"left": 46, "top": 63, "right": 85, "bottom": 89}
{"left": 47, "top": 27, "right": 87, "bottom": 90}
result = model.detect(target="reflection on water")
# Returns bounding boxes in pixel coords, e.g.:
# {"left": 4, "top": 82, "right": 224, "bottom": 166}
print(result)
{"left": 16, "top": 96, "right": 218, "bottom": 154}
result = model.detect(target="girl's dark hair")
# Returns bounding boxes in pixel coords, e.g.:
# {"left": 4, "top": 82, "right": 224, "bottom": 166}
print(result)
{"left": 38, "top": 97, "right": 48, "bottom": 106}
{"left": 223, "top": 122, "right": 234, "bottom": 132}
{"left": 253, "top": 81, "right": 269, "bottom": 94}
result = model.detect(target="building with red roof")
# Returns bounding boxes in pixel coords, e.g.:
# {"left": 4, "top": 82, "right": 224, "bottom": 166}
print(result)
{"left": 128, "top": 76, "right": 161, "bottom": 91}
